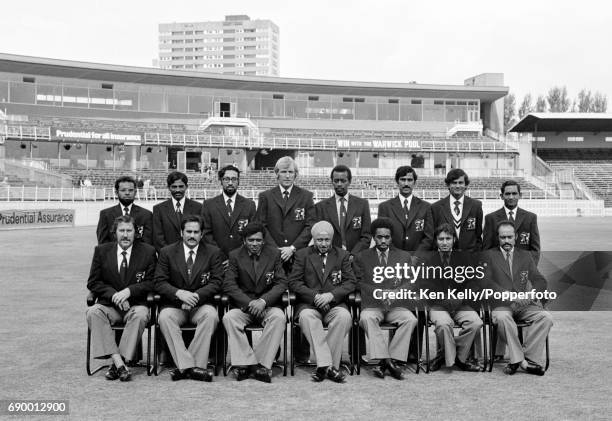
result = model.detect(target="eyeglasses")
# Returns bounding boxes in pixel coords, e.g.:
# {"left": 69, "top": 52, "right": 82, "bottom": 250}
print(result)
{"left": 222, "top": 177, "right": 239, "bottom": 183}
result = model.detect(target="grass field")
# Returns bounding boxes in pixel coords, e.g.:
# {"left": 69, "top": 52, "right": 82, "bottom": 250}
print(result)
{"left": 1, "top": 217, "right": 611, "bottom": 420}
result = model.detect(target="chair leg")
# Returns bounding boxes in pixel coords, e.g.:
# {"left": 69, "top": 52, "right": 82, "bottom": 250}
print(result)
{"left": 146, "top": 325, "right": 152, "bottom": 376}
{"left": 356, "top": 324, "right": 361, "bottom": 375}
{"left": 488, "top": 324, "right": 497, "bottom": 372}
{"left": 545, "top": 335, "right": 550, "bottom": 371}
{"left": 153, "top": 323, "right": 159, "bottom": 376}
{"left": 424, "top": 314, "right": 430, "bottom": 374}
{"left": 86, "top": 328, "right": 107, "bottom": 376}
{"left": 415, "top": 313, "right": 421, "bottom": 374}
{"left": 283, "top": 320, "right": 288, "bottom": 376}
{"left": 290, "top": 322, "right": 295, "bottom": 376}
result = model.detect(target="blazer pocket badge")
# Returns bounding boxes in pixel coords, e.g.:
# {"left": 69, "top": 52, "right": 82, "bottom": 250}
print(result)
{"left": 294, "top": 208, "right": 305, "bottom": 221}
{"left": 519, "top": 232, "right": 530, "bottom": 245}
{"left": 331, "top": 270, "right": 342, "bottom": 285}
{"left": 392, "top": 276, "right": 401, "bottom": 288}
{"left": 351, "top": 216, "right": 362, "bottom": 229}
{"left": 520, "top": 271, "right": 529, "bottom": 288}
{"left": 265, "top": 271, "right": 274, "bottom": 285}
{"left": 414, "top": 218, "right": 424, "bottom": 232}
{"left": 466, "top": 217, "right": 476, "bottom": 231}
{"left": 200, "top": 272, "right": 210, "bottom": 285}
{"left": 136, "top": 225, "right": 144, "bottom": 238}
{"left": 135, "top": 271, "right": 145, "bottom": 283}
{"left": 237, "top": 219, "right": 248, "bottom": 232}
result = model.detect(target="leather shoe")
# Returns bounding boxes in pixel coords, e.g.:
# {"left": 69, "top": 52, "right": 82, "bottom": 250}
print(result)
{"left": 170, "top": 368, "right": 187, "bottom": 381}
{"left": 454, "top": 358, "right": 480, "bottom": 372}
{"left": 386, "top": 360, "right": 405, "bottom": 380}
{"left": 311, "top": 367, "right": 327, "bottom": 382}
{"left": 372, "top": 364, "right": 385, "bottom": 379}
{"left": 105, "top": 364, "right": 119, "bottom": 381}
{"left": 326, "top": 366, "right": 346, "bottom": 383}
{"left": 253, "top": 366, "right": 272, "bottom": 383}
{"left": 503, "top": 362, "right": 520, "bottom": 375}
{"left": 524, "top": 361, "right": 545, "bottom": 376}
{"left": 190, "top": 367, "right": 213, "bottom": 382}
{"left": 429, "top": 355, "right": 444, "bottom": 372}
{"left": 233, "top": 366, "right": 250, "bottom": 381}
{"left": 117, "top": 365, "right": 131, "bottom": 382}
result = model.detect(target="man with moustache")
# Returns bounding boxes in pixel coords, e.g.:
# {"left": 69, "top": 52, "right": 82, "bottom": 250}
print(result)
{"left": 289, "top": 221, "right": 356, "bottom": 383}
{"left": 355, "top": 217, "right": 417, "bottom": 380}
{"left": 315, "top": 165, "right": 371, "bottom": 258}
{"left": 154, "top": 215, "right": 223, "bottom": 382}
{"left": 256, "top": 156, "right": 316, "bottom": 273}
{"left": 222, "top": 222, "right": 287, "bottom": 383}
{"left": 87, "top": 215, "right": 157, "bottom": 381}
{"left": 153, "top": 171, "right": 203, "bottom": 252}
{"left": 483, "top": 221, "right": 552, "bottom": 376}
{"left": 97, "top": 176, "right": 153, "bottom": 245}
{"left": 378, "top": 166, "right": 433, "bottom": 260}
{"left": 431, "top": 168, "right": 483, "bottom": 253}
{"left": 202, "top": 165, "right": 256, "bottom": 263}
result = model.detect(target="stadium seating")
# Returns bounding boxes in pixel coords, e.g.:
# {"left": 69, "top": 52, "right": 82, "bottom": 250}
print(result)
{"left": 546, "top": 160, "right": 612, "bottom": 207}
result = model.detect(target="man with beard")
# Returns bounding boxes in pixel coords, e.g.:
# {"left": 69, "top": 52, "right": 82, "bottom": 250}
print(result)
{"left": 315, "top": 165, "right": 371, "bottom": 258}
{"left": 201, "top": 165, "right": 256, "bottom": 263}
{"left": 222, "top": 222, "right": 287, "bottom": 383}
{"left": 153, "top": 171, "right": 203, "bottom": 253}
{"left": 289, "top": 221, "right": 356, "bottom": 383}
{"left": 154, "top": 215, "right": 223, "bottom": 382}
{"left": 97, "top": 176, "right": 153, "bottom": 245}
{"left": 87, "top": 215, "right": 157, "bottom": 381}
{"left": 378, "top": 166, "right": 433, "bottom": 260}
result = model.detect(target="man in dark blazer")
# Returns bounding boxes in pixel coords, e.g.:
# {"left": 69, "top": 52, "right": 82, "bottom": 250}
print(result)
{"left": 153, "top": 171, "right": 203, "bottom": 252}
{"left": 154, "top": 215, "right": 223, "bottom": 382}
{"left": 315, "top": 165, "right": 371, "bottom": 257}
{"left": 378, "top": 166, "right": 433, "bottom": 259}
{"left": 431, "top": 168, "right": 483, "bottom": 252}
{"left": 256, "top": 156, "right": 316, "bottom": 272}
{"left": 87, "top": 215, "right": 157, "bottom": 381}
{"left": 483, "top": 180, "right": 541, "bottom": 265}
{"left": 483, "top": 220, "right": 553, "bottom": 376}
{"left": 202, "top": 165, "right": 256, "bottom": 262}
{"left": 96, "top": 176, "right": 152, "bottom": 245}
{"left": 355, "top": 218, "right": 417, "bottom": 380}
{"left": 423, "top": 223, "right": 483, "bottom": 372}
{"left": 289, "top": 221, "right": 356, "bottom": 383}
{"left": 222, "top": 222, "right": 288, "bottom": 383}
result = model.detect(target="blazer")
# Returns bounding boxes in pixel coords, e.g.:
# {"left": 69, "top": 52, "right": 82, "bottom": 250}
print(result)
{"left": 152, "top": 198, "right": 203, "bottom": 252}
{"left": 288, "top": 245, "right": 356, "bottom": 313}
{"left": 482, "top": 248, "right": 547, "bottom": 308}
{"left": 354, "top": 247, "right": 414, "bottom": 309}
{"left": 223, "top": 244, "right": 288, "bottom": 309}
{"left": 378, "top": 195, "right": 433, "bottom": 255}
{"left": 201, "top": 193, "right": 256, "bottom": 259}
{"left": 483, "top": 207, "right": 541, "bottom": 265}
{"left": 96, "top": 203, "right": 153, "bottom": 245}
{"left": 256, "top": 185, "right": 316, "bottom": 249}
{"left": 153, "top": 241, "right": 223, "bottom": 307}
{"left": 431, "top": 195, "right": 483, "bottom": 252}
{"left": 86, "top": 241, "right": 156, "bottom": 306}
{"left": 315, "top": 194, "right": 372, "bottom": 255}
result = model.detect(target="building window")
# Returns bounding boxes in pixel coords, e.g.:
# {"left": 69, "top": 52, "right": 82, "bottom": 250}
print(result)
{"left": 533, "top": 136, "right": 545, "bottom": 142}
{"left": 272, "top": 94, "right": 284, "bottom": 100}
{"left": 388, "top": 99, "right": 399, "bottom": 104}
{"left": 567, "top": 136, "right": 584, "bottom": 142}
{"left": 308, "top": 96, "right": 319, "bottom": 101}
{"left": 606, "top": 137, "right": 612, "bottom": 142}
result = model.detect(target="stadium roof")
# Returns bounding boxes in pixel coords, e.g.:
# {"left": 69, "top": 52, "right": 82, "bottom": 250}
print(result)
{"left": 510, "top": 113, "right": 612, "bottom": 132}
{"left": 0, "top": 53, "right": 508, "bottom": 101}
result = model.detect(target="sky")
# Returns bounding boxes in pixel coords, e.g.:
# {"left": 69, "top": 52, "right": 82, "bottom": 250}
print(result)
{"left": 1, "top": 0, "right": 611, "bottom": 109}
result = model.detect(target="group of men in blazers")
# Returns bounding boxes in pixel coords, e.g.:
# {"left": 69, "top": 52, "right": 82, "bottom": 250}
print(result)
{"left": 87, "top": 156, "right": 551, "bottom": 383}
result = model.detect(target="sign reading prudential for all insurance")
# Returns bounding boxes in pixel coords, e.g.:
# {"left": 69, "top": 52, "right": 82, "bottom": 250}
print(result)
{"left": 0, "top": 209, "right": 75, "bottom": 230}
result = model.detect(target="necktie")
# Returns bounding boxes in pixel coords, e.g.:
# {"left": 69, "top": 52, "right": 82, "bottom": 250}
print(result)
{"left": 226, "top": 198, "right": 233, "bottom": 217}
{"left": 123, "top": 206, "right": 129, "bottom": 216}
{"left": 252, "top": 254, "right": 261, "bottom": 279}
{"left": 454, "top": 200, "right": 461, "bottom": 216}
{"left": 320, "top": 253, "right": 326, "bottom": 274}
{"left": 187, "top": 250, "right": 194, "bottom": 277}
{"left": 176, "top": 201, "right": 182, "bottom": 225}
{"left": 403, "top": 199, "right": 410, "bottom": 220}
{"left": 339, "top": 197, "right": 347, "bottom": 247}
{"left": 379, "top": 251, "right": 387, "bottom": 267}
{"left": 283, "top": 190, "right": 289, "bottom": 201}
{"left": 120, "top": 251, "right": 128, "bottom": 283}
{"left": 508, "top": 210, "right": 515, "bottom": 223}
{"left": 505, "top": 251, "right": 513, "bottom": 277}
{"left": 441, "top": 251, "right": 450, "bottom": 267}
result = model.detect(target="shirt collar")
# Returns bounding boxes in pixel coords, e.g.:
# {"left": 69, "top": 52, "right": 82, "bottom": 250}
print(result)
{"left": 451, "top": 195, "right": 465, "bottom": 206}
{"left": 336, "top": 193, "right": 349, "bottom": 203}
{"left": 504, "top": 206, "right": 518, "bottom": 218}
{"left": 500, "top": 246, "right": 514, "bottom": 255}
{"left": 184, "top": 243, "right": 199, "bottom": 258}
{"left": 117, "top": 244, "right": 133, "bottom": 257}
{"left": 279, "top": 185, "right": 293, "bottom": 196}
{"left": 172, "top": 197, "right": 186, "bottom": 209}
{"left": 223, "top": 192, "right": 237, "bottom": 203}
{"left": 398, "top": 194, "right": 413, "bottom": 207}
{"left": 119, "top": 203, "right": 133, "bottom": 213}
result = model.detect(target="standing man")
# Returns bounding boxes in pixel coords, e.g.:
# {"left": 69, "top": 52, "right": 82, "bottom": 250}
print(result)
{"left": 97, "top": 176, "right": 152, "bottom": 245}
{"left": 483, "top": 180, "right": 540, "bottom": 265}
{"left": 484, "top": 220, "right": 552, "bottom": 376}
{"left": 378, "top": 166, "right": 433, "bottom": 259}
{"left": 431, "top": 168, "right": 483, "bottom": 253}
{"left": 222, "top": 222, "right": 288, "bottom": 383}
{"left": 289, "top": 221, "right": 356, "bottom": 383}
{"left": 355, "top": 217, "right": 417, "bottom": 380}
{"left": 315, "top": 165, "right": 371, "bottom": 258}
{"left": 153, "top": 171, "right": 203, "bottom": 252}
{"left": 154, "top": 215, "right": 223, "bottom": 382}
{"left": 86, "top": 215, "right": 157, "bottom": 381}
{"left": 202, "top": 165, "right": 256, "bottom": 262}
{"left": 256, "top": 156, "right": 316, "bottom": 273}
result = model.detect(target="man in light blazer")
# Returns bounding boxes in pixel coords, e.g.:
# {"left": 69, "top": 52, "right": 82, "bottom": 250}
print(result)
{"left": 315, "top": 165, "right": 371, "bottom": 258}
{"left": 154, "top": 215, "right": 223, "bottom": 382}
{"left": 87, "top": 215, "right": 157, "bottom": 381}
{"left": 202, "top": 165, "right": 256, "bottom": 262}
{"left": 152, "top": 171, "right": 203, "bottom": 252}
{"left": 97, "top": 176, "right": 152, "bottom": 245}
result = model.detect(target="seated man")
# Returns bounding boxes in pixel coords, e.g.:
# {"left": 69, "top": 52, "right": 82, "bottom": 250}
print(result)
{"left": 154, "top": 215, "right": 223, "bottom": 381}
{"left": 222, "top": 222, "right": 288, "bottom": 383}
{"left": 86, "top": 215, "right": 157, "bottom": 381}
{"left": 483, "top": 220, "right": 553, "bottom": 376}
{"left": 355, "top": 217, "right": 417, "bottom": 380}
{"left": 288, "top": 221, "right": 356, "bottom": 383}
{"left": 423, "top": 223, "right": 483, "bottom": 372}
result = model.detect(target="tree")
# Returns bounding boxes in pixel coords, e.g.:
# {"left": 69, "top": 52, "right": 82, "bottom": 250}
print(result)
{"left": 591, "top": 92, "right": 608, "bottom": 112}
{"left": 503, "top": 93, "right": 517, "bottom": 133}
{"left": 535, "top": 95, "right": 547, "bottom": 112}
{"left": 546, "top": 86, "right": 570, "bottom": 112}
{"left": 576, "top": 89, "right": 592, "bottom": 112}
{"left": 518, "top": 93, "right": 533, "bottom": 119}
